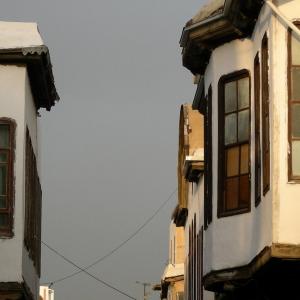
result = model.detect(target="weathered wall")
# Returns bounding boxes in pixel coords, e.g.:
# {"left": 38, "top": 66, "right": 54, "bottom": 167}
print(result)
{"left": 0, "top": 65, "right": 26, "bottom": 282}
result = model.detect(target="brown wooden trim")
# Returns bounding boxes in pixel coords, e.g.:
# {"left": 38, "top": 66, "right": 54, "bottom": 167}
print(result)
{"left": 261, "top": 33, "right": 270, "bottom": 194}
{"left": 217, "top": 70, "right": 251, "bottom": 218}
{"left": 271, "top": 243, "right": 300, "bottom": 259}
{"left": 254, "top": 53, "right": 262, "bottom": 206}
{"left": 0, "top": 118, "right": 16, "bottom": 238}
{"left": 203, "top": 247, "right": 271, "bottom": 292}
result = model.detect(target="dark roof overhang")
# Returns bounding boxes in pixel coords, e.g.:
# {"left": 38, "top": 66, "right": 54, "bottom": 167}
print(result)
{"left": 180, "top": 0, "right": 264, "bottom": 75}
{"left": 0, "top": 46, "right": 59, "bottom": 111}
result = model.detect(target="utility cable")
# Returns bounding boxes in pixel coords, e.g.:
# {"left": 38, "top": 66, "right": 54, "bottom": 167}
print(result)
{"left": 42, "top": 188, "right": 177, "bottom": 285}
{"left": 42, "top": 241, "right": 137, "bottom": 300}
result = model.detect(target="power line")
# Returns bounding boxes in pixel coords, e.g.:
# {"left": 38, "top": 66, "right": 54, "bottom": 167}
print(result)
{"left": 43, "top": 188, "right": 177, "bottom": 285}
{"left": 42, "top": 241, "right": 137, "bottom": 300}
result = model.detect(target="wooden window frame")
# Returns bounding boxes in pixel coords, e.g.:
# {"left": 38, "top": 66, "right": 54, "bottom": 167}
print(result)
{"left": 254, "top": 53, "right": 262, "bottom": 206}
{"left": 261, "top": 33, "right": 270, "bottom": 193}
{"left": 218, "top": 69, "right": 251, "bottom": 218}
{"left": 288, "top": 22, "right": 300, "bottom": 181}
{"left": 204, "top": 85, "right": 213, "bottom": 229}
{"left": 24, "top": 128, "right": 42, "bottom": 275}
{"left": 0, "top": 118, "right": 16, "bottom": 238}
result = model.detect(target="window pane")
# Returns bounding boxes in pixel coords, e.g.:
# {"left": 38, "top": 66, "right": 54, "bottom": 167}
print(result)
{"left": 238, "top": 110, "right": 250, "bottom": 142}
{"left": 0, "top": 196, "right": 6, "bottom": 209}
{"left": 0, "top": 213, "right": 8, "bottom": 227}
{"left": 0, "top": 125, "right": 9, "bottom": 148}
{"left": 292, "top": 67, "right": 300, "bottom": 100}
{"left": 239, "top": 175, "right": 250, "bottom": 207}
{"left": 225, "top": 113, "right": 237, "bottom": 145}
{"left": 226, "top": 147, "right": 239, "bottom": 177}
{"left": 292, "top": 34, "right": 300, "bottom": 65}
{"left": 225, "top": 81, "right": 237, "bottom": 113}
{"left": 292, "top": 104, "right": 300, "bottom": 138}
{"left": 240, "top": 144, "right": 249, "bottom": 174}
{"left": 0, "top": 165, "right": 7, "bottom": 195}
{"left": 0, "top": 153, "right": 7, "bottom": 163}
{"left": 238, "top": 78, "right": 249, "bottom": 109}
{"left": 225, "top": 177, "right": 239, "bottom": 210}
{"left": 292, "top": 140, "right": 300, "bottom": 176}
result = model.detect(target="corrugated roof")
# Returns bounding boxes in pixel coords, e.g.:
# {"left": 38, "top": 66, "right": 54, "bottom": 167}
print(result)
{"left": 191, "top": 0, "right": 225, "bottom": 24}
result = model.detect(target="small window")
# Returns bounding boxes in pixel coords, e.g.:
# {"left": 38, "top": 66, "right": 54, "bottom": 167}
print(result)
{"left": 0, "top": 119, "right": 15, "bottom": 237}
{"left": 288, "top": 24, "right": 300, "bottom": 180}
{"left": 218, "top": 70, "right": 251, "bottom": 217}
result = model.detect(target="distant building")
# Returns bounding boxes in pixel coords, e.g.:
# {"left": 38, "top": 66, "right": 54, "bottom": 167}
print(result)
{"left": 178, "top": 0, "right": 300, "bottom": 299}
{"left": 39, "top": 286, "right": 54, "bottom": 300}
{"left": 0, "top": 22, "right": 58, "bottom": 300}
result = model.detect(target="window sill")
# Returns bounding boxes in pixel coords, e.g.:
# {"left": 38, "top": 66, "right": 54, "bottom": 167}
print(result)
{"left": 184, "top": 155, "right": 204, "bottom": 183}
{"left": 217, "top": 206, "right": 251, "bottom": 218}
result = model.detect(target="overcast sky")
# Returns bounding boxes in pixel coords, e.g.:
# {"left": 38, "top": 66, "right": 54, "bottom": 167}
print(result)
{"left": 2, "top": 1, "right": 204, "bottom": 299}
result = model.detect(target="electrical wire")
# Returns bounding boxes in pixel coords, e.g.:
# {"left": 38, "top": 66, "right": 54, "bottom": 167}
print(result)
{"left": 42, "top": 188, "right": 177, "bottom": 285}
{"left": 42, "top": 241, "right": 137, "bottom": 300}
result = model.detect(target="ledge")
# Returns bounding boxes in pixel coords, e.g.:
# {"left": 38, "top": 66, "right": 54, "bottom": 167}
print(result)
{"left": 184, "top": 155, "right": 204, "bottom": 182}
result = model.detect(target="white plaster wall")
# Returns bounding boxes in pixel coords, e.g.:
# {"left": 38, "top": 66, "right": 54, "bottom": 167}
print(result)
{"left": 270, "top": 0, "right": 300, "bottom": 245}
{"left": 183, "top": 177, "right": 214, "bottom": 300}
{"left": 202, "top": 4, "right": 274, "bottom": 273}
{"left": 22, "top": 70, "right": 39, "bottom": 300}
{"left": 0, "top": 65, "right": 26, "bottom": 282}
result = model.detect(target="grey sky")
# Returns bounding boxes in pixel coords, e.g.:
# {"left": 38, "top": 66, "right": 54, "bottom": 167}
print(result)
{"left": 2, "top": 1, "right": 204, "bottom": 299}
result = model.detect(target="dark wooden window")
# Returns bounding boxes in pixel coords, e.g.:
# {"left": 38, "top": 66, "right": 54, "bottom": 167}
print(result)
{"left": 254, "top": 53, "right": 262, "bottom": 206}
{"left": 204, "top": 85, "right": 213, "bottom": 229}
{"left": 262, "top": 34, "right": 270, "bottom": 193}
{"left": 288, "top": 24, "right": 300, "bottom": 180}
{"left": 24, "top": 128, "right": 42, "bottom": 275}
{"left": 0, "top": 119, "right": 15, "bottom": 238}
{"left": 218, "top": 70, "right": 251, "bottom": 217}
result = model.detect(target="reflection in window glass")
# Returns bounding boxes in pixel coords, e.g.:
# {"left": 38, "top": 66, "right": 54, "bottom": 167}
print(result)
{"left": 292, "top": 34, "right": 300, "bottom": 65}
{"left": 0, "top": 214, "right": 8, "bottom": 227}
{"left": 238, "top": 78, "right": 249, "bottom": 109}
{"left": 226, "top": 147, "right": 239, "bottom": 177}
{"left": 226, "top": 177, "right": 239, "bottom": 210}
{"left": 0, "top": 165, "right": 7, "bottom": 195}
{"left": 292, "top": 68, "right": 300, "bottom": 100}
{"left": 292, "top": 141, "right": 300, "bottom": 176}
{"left": 238, "top": 110, "right": 249, "bottom": 142}
{"left": 240, "top": 144, "right": 249, "bottom": 174}
{"left": 225, "top": 81, "right": 237, "bottom": 113}
{"left": 292, "top": 104, "right": 300, "bottom": 138}
{"left": 0, "top": 196, "right": 5, "bottom": 209}
{"left": 0, "top": 125, "right": 9, "bottom": 149}
{"left": 225, "top": 114, "right": 237, "bottom": 145}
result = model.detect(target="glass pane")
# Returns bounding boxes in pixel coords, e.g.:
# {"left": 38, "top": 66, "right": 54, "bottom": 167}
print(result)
{"left": 0, "top": 125, "right": 9, "bottom": 148}
{"left": 240, "top": 144, "right": 249, "bottom": 174}
{"left": 292, "top": 104, "right": 300, "bottom": 138}
{"left": 225, "top": 177, "right": 239, "bottom": 210}
{"left": 292, "top": 67, "right": 300, "bottom": 100}
{"left": 239, "top": 175, "right": 250, "bottom": 207}
{"left": 226, "top": 147, "right": 239, "bottom": 177}
{"left": 0, "top": 153, "right": 7, "bottom": 163}
{"left": 0, "top": 196, "right": 6, "bottom": 208}
{"left": 225, "top": 81, "right": 237, "bottom": 113}
{"left": 292, "top": 34, "right": 300, "bottom": 65}
{"left": 225, "top": 113, "right": 237, "bottom": 145}
{"left": 238, "top": 110, "right": 249, "bottom": 142}
{"left": 292, "top": 141, "right": 300, "bottom": 176}
{"left": 238, "top": 78, "right": 249, "bottom": 109}
{"left": 0, "top": 213, "right": 8, "bottom": 227}
{"left": 0, "top": 165, "right": 7, "bottom": 195}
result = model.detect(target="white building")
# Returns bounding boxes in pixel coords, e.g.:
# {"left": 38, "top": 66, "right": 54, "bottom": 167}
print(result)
{"left": 0, "top": 22, "right": 58, "bottom": 300}
{"left": 39, "top": 286, "right": 54, "bottom": 300}
{"left": 180, "top": 0, "right": 300, "bottom": 299}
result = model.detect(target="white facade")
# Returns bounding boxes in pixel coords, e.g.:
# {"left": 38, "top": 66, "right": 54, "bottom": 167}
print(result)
{"left": 201, "top": 0, "right": 300, "bottom": 275}
{"left": 0, "top": 22, "right": 58, "bottom": 300}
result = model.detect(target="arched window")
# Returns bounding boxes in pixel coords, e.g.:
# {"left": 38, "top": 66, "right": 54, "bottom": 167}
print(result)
{"left": 218, "top": 70, "right": 251, "bottom": 217}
